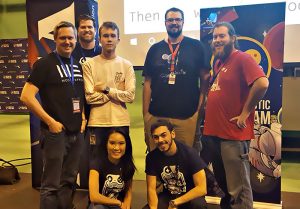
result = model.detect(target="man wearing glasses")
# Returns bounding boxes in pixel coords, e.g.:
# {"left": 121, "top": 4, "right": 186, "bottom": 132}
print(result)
{"left": 144, "top": 120, "right": 207, "bottom": 209}
{"left": 143, "top": 7, "right": 210, "bottom": 151}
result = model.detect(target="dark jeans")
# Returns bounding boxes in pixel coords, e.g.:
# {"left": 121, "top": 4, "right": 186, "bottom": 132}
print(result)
{"left": 40, "top": 129, "right": 84, "bottom": 209}
{"left": 88, "top": 203, "right": 120, "bottom": 209}
{"left": 143, "top": 192, "right": 207, "bottom": 209}
{"left": 202, "top": 136, "right": 253, "bottom": 209}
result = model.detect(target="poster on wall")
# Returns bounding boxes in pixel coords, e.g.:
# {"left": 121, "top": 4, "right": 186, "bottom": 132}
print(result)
{"left": 0, "top": 39, "right": 29, "bottom": 113}
{"left": 26, "top": 0, "right": 99, "bottom": 188}
{"left": 200, "top": 2, "right": 284, "bottom": 204}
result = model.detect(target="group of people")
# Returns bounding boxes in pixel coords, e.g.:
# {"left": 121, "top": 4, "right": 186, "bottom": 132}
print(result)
{"left": 20, "top": 6, "right": 269, "bottom": 209}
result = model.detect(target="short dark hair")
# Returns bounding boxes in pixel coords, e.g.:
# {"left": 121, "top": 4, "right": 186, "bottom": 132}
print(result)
{"left": 99, "top": 21, "right": 120, "bottom": 38}
{"left": 213, "top": 21, "right": 239, "bottom": 48}
{"left": 77, "top": 14, "right": 96, "bottom": 28}
{"left": 165, "top": 7, "right": 184, "bottom": 21}
{"left": 151, "top": 120, "right": 174, "bottom": 135}
{"left": 53, "top": 21, "right": 77, "bottom": 40}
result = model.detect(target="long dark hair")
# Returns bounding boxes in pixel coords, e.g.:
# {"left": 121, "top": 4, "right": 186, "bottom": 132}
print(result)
{"left": 101, "top": 128, "right": 136, "bottom": 193}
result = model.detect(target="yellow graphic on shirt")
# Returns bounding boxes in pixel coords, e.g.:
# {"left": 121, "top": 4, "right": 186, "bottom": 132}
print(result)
{"left": 210, "top": 67, "right": 228, "bottom": 92}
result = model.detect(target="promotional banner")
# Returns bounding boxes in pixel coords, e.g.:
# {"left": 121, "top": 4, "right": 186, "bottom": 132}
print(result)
{"left": 200, "top": 2, "right": 284, "bottom": 204}
{"left": 26, "top": 0, "right": 98, "bottom": 188}
{"left": 0, "top": 39, "right": 29, "bottom": 113}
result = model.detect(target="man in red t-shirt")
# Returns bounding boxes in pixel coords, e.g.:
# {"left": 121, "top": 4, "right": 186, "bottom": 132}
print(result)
{"left": 203, "top": 22, "right": 269, "bottom": 209}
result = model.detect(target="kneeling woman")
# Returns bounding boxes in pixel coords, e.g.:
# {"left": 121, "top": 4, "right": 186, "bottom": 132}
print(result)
{"left": 89, "top": 128, "right": 136, "bottom": 209}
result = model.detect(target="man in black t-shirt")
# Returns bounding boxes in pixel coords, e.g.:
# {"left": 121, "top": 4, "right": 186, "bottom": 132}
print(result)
{"left": 21, "top": 21, "right": 86, "bottom": 209}
{"left": 72, "top": 14, "right": 101, "bottom": 64}
{"left": 72, "top": 14, "right": 102, "bottom": 190}
{"left": 143, "top": 7, "right": 210, "bottom": 151}
{"left": 144, "top": 120, "right": 207, "bottom": 209}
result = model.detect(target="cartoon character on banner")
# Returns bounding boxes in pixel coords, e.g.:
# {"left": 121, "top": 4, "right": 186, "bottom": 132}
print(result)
{"left": 249, "top": 115, "right": 281, "bottom": 178}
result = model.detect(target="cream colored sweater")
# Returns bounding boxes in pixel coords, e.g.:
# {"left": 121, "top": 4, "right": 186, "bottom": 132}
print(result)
{"left": 82, "top": 55, "right": 136, "bottom": 127}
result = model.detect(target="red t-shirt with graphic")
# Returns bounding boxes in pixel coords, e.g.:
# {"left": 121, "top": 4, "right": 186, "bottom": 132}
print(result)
{"left": 203, "top": 50, "right": 266, "bottom": 140}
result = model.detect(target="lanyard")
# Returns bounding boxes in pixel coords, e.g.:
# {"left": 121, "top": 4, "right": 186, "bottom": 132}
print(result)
{"left": 210, "top": 50, "right": 239, "bottom": 86}
{"left": 210, "top": 59, "right": 222, "bottom": 86}
{"left": 55, "top": 52, "right": 75, "bottom": 86}
{"left": 167, "top": 36, "right": 184, "bottom": 73}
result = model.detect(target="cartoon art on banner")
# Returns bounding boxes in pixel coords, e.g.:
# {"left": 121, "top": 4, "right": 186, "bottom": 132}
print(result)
{"left": 200, "top": 2, "right": 284, "bottom": 204}
{"left": 26, "top": 0, "right": 99, "bottom": 188}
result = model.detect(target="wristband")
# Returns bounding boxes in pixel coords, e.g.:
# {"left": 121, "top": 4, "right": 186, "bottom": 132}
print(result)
{"left": 169, "top": 200, "right": 177, "bottom": 208}
{"left": 103, "top": 86, "right": 110, "bottom": 94}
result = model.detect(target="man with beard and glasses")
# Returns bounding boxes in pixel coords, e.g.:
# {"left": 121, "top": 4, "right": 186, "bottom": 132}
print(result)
{"left": 21, "top": 21, "right": 86, "bottom": 209}
{"left": 144, "top": 120, "right": 207, "bottom": 209}
{"left": 72, "top": 14, "right": 102, "bottom": 190}
{"left": 142, "top": 7, "right": 210, "bottom": 152}
{"left": 202, "top": 22, "right": 269, "bottom": 209}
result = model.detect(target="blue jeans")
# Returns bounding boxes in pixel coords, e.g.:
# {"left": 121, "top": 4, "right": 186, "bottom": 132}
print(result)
{"left": 202, "top": 136, "right": 253, "bottom": 209}
{"left": 143, "top": 192, "right": 207, "bottom": 209}
{"left": 40, "top": 129, "right": 84, "bottom": 209}
{"left": 88, "top": 203, "right": 120, "bottom": 209}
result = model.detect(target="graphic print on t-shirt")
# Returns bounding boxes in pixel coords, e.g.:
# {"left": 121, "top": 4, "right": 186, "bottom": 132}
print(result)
{"left": 210, "top": 73, "right": 221, "bottom": 92}
{"left": 55, "top": 64, "right": 83, "bottom": 83}
{"left": 160, "top": 51, "right": 186, "bottom": 83}
{"left": 102, "top": 174, "right": 124, "bottom": 199}
{"left": 161, "top": 165, "right": 186, "bottom": 194}
{"left": 210, "top": 66, "right": 229, "bottom": 92}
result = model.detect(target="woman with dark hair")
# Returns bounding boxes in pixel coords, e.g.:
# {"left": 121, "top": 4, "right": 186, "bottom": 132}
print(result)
{"left": 88, "top": 128, "right": 136, "bottom": 209}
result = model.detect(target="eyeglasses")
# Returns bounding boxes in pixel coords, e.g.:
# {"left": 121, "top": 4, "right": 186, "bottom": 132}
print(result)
{"left": 165, "top": 18, "right": 183, "bottom": 23}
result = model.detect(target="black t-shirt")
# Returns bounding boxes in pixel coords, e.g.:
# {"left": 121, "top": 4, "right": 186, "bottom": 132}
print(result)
{"left": 72, "top": 42, "right": 101, "bottom": 63}
{"left": 72, "top": 43, "right": 101, "bottom": 121}
{"left": 28, "top": 52, "right": 85, "bottom": 134}
{"left": 90, "top": 155, "right": 125, "bottom": 201}
{"left": 145, "top": 140, "right": 206, "bottom": 196}
{"left": 143, "top": 36, "right": 209, "bottom": 119}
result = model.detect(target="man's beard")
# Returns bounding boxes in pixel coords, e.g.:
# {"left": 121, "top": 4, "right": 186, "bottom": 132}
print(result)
{"left": 158, "top": 138, "right": 173, "bottom": 153}
{"left": 167, "top": 26, "right": 182, "bottom": 39}
{"left": 213, "top": 40, "right": 234, "bottom": 61}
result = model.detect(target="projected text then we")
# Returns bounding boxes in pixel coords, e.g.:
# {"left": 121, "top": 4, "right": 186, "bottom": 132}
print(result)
{"left": 130, "top": 11, "right": 160, "bottom": 22}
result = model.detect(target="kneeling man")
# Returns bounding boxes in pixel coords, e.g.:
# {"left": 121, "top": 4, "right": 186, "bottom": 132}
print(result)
{"left": 145, "top": 120, "right": 207, "bottom": 209}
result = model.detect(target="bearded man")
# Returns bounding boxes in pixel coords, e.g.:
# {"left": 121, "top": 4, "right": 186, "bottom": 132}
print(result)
{"left": 142, "top": 7, "right": 210, "bottom": 151}
{"left": 144, "top": 120, "right": 207, "bottom": 209}
{"left": 202, "top": 22, "right": 269, "bottom": 209}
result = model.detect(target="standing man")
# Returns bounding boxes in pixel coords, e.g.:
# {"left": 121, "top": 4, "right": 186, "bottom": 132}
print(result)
{"left": 82, "top": 21, "right": 135, "bottom": 150}
{"left": 203, "top": 22, "right": 269, "bottom": 209}
{"left": 20, "top": 21, "right": 86, "bottom": 209}
{"left": 72, "top": 14, "right": 101, "bottom": 64}
{"left": 72, "top": 14, "right": 102, "bottom": 189}
{"left": 143, "top": 7, "right": 210, "bottom": 151}
{"left": 145, "top": 120, "right": 207, "bottom": 209}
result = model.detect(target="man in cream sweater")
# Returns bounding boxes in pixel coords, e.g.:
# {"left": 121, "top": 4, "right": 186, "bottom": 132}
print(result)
{"left": 82, "top": 21, "right": 136, "bottom": 152}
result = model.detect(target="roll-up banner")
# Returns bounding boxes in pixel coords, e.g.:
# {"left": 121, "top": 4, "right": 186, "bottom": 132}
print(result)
{"left": 200, "top": 2, "right": 285, "bottom": 205}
